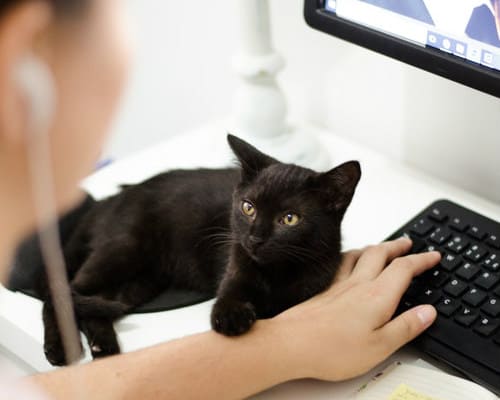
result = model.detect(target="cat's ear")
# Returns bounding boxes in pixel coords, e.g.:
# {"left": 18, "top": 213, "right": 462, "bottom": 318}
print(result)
{"left": 227, "top": 134, "right": 278, "bottom": 182}
{"left": 318, "top": 161, "right": 361, "bottom": 213}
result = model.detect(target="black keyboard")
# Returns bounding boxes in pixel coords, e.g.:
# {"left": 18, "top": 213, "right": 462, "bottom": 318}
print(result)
{"left": 388, "top": 199, "right": 500, "bottom": 395}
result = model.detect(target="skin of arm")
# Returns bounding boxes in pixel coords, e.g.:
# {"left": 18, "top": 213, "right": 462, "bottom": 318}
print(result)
{"left": 30, "top": 321, "right": 292, "bottom": 400}
{"left": 28, "top": 238, "right": 440, "bottom": 400}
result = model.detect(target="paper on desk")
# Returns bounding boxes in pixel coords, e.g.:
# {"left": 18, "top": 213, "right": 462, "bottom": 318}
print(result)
{"left": 354, "top": 362, "right": 498, "bottom": 400}
{"left": 389, "top": 383, "right": 441, "bottom": 400}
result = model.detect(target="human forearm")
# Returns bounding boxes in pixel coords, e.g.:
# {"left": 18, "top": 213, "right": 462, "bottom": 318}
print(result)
{"left": 29, "top": 319, "right": 295, "bottom": 400}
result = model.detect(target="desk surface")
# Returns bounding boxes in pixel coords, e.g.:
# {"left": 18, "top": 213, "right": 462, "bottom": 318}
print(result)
{"left": 1, "top": 123, "right": 499, "bottom": 398}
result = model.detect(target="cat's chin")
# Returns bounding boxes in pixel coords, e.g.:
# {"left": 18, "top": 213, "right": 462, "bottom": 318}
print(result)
{"left": 246, "top": 251, "right": 262, "bottom": 263}
{"left": 240, "top": 244, "right": 262, "bottom": 263}
{"left": 248, "top": 253, "right": 261, "bottom": 263}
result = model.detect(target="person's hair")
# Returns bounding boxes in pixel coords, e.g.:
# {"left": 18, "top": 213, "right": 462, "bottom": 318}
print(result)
{"left": 0, "top": 0, "right": 85, "bottom": 16}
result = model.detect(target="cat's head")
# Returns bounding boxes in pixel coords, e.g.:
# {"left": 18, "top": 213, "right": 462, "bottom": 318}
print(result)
{"left": 227, "top": 134, "right": 361, "bottom": 267}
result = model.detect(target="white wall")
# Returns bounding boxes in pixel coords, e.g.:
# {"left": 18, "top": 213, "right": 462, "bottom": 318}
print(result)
{"left": 108, "top": 0, "right": 500, "bottom": 203}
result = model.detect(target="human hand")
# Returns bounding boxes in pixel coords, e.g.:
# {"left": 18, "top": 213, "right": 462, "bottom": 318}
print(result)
{"left": 273, "top": 237, "right": 441, "bottom": 382}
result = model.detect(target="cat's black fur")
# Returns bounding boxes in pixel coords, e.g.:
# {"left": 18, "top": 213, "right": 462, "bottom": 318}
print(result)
{"left": 40, "top": 135, "right": 361, "bottom": 365}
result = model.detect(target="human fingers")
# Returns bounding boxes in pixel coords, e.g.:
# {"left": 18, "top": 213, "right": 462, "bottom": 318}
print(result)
{"left": 363, "top": 251, "right": 440, "bottom": 325}
{"left": 351, "top": 237, "right": 413, "bottom": 281}
{"left": 333, "top": 249, "right": 363, "bottom": 283}
{"left": 377, "top": 251, "right": 441, "bottom": 302}
{"left": 376, "top": 304, "right": 437, "bottom": 358}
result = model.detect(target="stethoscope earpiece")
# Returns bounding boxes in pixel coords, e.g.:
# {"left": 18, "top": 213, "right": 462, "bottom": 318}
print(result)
{"left": 15, "top": 55, "right": 56, "bottom": 135}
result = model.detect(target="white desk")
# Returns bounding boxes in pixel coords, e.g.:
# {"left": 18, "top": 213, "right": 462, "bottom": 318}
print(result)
{"left": 1, "top": 124, "right": 499, "bottom": 398}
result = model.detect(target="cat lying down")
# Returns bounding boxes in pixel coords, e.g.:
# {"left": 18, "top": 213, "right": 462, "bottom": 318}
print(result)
{"left": 39, "top": 134, "right": 361, "bottom": 365}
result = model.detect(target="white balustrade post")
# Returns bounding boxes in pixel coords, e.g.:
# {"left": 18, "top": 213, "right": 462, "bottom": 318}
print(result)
{"left": 229, "top": 0, "right": 330, "bottom": 169}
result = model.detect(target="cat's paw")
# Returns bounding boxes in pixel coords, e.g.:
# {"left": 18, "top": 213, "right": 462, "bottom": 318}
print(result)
{"left": 89, "top": 335, "right": 120, "bottom": 359}
{"left": 44, "top": 342, "right": 67, "bottom": 366}
{"left": 211, "top": 299, "right": 257, "bottom": 336}
{"left": 80, "top": 319, "right": 121, "bottom": 359}
{"left": 44, "top": 333, "right": 83, "bottom": 366}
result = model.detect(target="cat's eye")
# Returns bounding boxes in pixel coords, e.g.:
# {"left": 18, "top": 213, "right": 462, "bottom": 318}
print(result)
{"left": 241, "top": 201, "right": 256, "bottom": 217}
{"left": 280, "top": 213, "right": 300, "bottom": 226}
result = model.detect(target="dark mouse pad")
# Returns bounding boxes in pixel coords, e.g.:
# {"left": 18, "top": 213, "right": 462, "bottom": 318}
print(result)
{"left": 8, "top": 193, "right": 213, "bottom": 314}
{"left": 130, "top": 290, "right": 213, "bottom": 313}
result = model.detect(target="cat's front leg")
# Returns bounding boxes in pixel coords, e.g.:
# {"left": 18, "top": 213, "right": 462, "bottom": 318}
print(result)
{"left": 211, "top": 266, "right": 266, "bottom": 336}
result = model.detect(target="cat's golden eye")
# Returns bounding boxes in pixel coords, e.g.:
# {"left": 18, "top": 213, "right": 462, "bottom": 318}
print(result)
{"left": 241, "top": 201, "right": 256, "bottom": 217}
{"left": 280, "top": 213, "right": 300, "bottom": 226}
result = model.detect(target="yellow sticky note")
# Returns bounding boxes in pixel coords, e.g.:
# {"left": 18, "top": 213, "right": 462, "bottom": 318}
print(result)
{"left": 388, "top": 383, "right": 442, "bottom": 400}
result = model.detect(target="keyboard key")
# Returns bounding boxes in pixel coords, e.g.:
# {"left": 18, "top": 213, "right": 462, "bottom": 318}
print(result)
{"left": 411, "top": 238, "right": 426, "bottom": 253}
{"left": 475, "top": 272, "right": 500, "bottom": 290}
{"left": 474, "top": 317, "right": 500, "bottom": 337}
{"left": 440, "top": 253, "right": 461, "bottom": 271}
{"left": 449, "top": 217, "right": 469, "bottom": 232}
{"left": 483, "top": 253, "right": 499, "bottom": 272}
{"left": 425, "top": 269, "right": 448, "bottom": 288}
{"left": 467, "top": 226, "right": 487, "bottom": 240}
{"left": 428, "top": 207, "right": 447, "bottom": 223}
{"left": 464, "top": 244, "right": 488, "bottom": 263}
{"left": 397, "top": 299, "right": 415, "bottom": 313}
{"left": 463, "top": 288, "right": 487, "bottom": 307}
{"left": 404, "top": 281, "right": 419, "bottom": 298}
{"left": 436, "top": 297, "right": 460, "bottom": 317}
{"left": 481, "top": 298, "right": 500, "bottom": 317}
{"left": 429, "top": 227, "right": 451, "bottom": 245}
{"left": 404, "top": 233, "right": 426, "bottom": 253}
{"left": 446, "top": 235, "right": 469, "bottom": 254}
{"left": 410, "top": 218, "right": 434, "bottom": 237}
{"left": 454, "top": 307, "right": 479, "bottom": 327}
{"left": 484, "top": 261, "right": 500, "bottom": 273}
{"left": 443, "top": 279, "right": 467, "bottom": 297}
{"left": 425, "top": 245, "right": 438, "bottom": 253}
{"left": 486, "top": 234, "right": 500, "bottom": 250}
{"left": 416, "top": 288, "right": 441, "bottom": 304}
{"left": 455, "top": 262, "right": 480, "bottom": 281}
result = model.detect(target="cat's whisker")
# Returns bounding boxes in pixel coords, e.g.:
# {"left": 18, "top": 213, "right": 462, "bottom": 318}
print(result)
{"left": 279, "top": 244, "right": 324, "bottom": 260}
{"left": 207, "top": 239, "right": 238, "bottom": 248}
{"left": 197, "top": 225, "right": 232, "bottom": 234}
{"left": 195, "top": 231, "right": 237, "bottom": 249}
{"left": 278, "top": 245, "right": 333, "bottom": 268}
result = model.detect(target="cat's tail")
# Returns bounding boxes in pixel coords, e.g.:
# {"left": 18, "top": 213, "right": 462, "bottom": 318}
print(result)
{"left": 72, "top": 293, "right": 129, "bottom": 319}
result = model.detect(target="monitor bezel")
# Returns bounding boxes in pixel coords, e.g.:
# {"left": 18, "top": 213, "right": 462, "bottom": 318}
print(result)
{"left": 304, "top": 0, "right": 500, "bottom": 99}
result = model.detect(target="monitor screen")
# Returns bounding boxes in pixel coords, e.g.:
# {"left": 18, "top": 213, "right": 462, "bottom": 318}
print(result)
{"left": 305, "top": 0, "right": 500, "bottom": 98}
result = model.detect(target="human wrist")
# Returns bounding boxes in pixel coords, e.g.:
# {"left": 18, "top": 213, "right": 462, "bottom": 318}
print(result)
{"left": 260, "top": 315, "right": 308, "bottom": 382}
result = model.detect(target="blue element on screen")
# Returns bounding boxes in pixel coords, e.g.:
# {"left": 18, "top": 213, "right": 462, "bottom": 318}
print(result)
{"left": 466, "top": 4, "right": 500, "bottom": 48}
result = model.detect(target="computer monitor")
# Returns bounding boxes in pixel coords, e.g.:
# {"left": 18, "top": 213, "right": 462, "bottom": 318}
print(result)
{"left": 304, "top": 0, "right": 500, "bottom": 98}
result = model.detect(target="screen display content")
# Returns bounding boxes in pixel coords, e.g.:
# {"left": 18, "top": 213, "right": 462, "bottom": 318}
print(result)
{"left": 324, "top": 0, "right": 500, "bottom": 72}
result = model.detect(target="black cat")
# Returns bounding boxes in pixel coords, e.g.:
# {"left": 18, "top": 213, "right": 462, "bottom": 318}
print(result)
{"left": 40, "top": 135, "right": 361, "bottom": 365}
